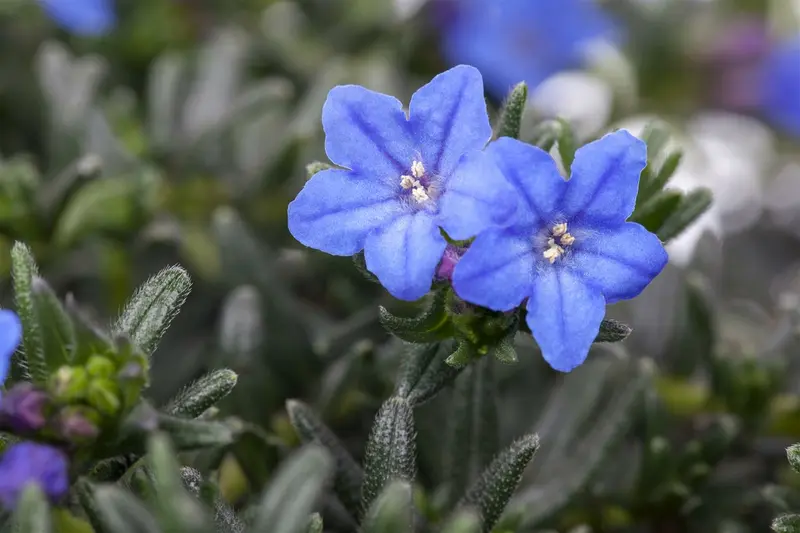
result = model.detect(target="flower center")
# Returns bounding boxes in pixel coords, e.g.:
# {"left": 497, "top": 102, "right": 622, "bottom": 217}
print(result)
{"left": 400, "top": 160, "right": 433, "bottom": 204}
{"left": 542, "top": 222, "right": 576, "bottom": 263}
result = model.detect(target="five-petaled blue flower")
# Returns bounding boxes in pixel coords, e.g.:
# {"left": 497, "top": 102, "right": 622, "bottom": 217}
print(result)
{"left": 288, "top": 65, "right": 516, "bottom": 301}
{"left": 437, "top": 0, "right": 621, "bottom": 99}
{"left": 452, "top": 131, "right": 668, "bottom": 372}
{"left": 760, "top": 34, "right": 800, "bottom": 137}
{"left": 0, "top": 442, "right": 70, "bottom": 509}
{"left": 38, "top": 0, "right": 116, "bottom": 36}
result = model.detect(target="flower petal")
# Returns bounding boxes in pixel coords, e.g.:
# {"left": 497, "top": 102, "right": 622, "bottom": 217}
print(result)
{"left": 322, "top": 85, "right": 415, "bottom": 180}
{"left": 569, "top": 221, "right": 668, "bottom": 304}
{"left": 0, "top": 310, "right": 21, "bottom": 386}
{"left": 526, "top": 268, "right": 605, "bottom": 372}
{"left": 364, "top": 212, "right": 448, "bottom": 301}
{"left": 760, "top": 35, "right": 800, "bottom": 137}
{"left": 409, "top": 65, "right": 492, "bottom": 178}
{"left": 437, "top": 149, "right": 519, "bottom": 240}
{"left": 562, "top": 130, "right": 646, "bottom": 224}
{"left": 486, "top": 137, "right": 567, "bottom": 225}
{"left": 288, "top": 169, "right": 405, "bottom": 256}
{"left": 452, "top": 227, "right": 535, "bottom": 311}
{"left": 38, "top": 0, "right": 115, "bottom": 36}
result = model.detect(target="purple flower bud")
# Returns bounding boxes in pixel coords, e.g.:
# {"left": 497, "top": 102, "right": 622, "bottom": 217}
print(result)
{"left": 436, "top": 245, "right": 466, "bottom": 281}
{"left": 0, "top": 442, "right": 69, "bottom": 509}
{"left": 56, "top": 409, "right": 100, "bottom": 443}
{"left": 0, "top": 383, "right": 49, "bottom": 433}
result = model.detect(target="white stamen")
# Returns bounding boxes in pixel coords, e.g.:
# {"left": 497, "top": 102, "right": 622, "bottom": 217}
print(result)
{"left": 411, "top": 160, "right": 425, "bottom": 179}
{"left": 561, "top": 233, "right": 575, "bottom": 246}
{"left": 542, "top": 223, "right": 575, "bottom": 263}
{"left": 400, "top": 175, "right": 416, "bottom": 189}
{"left": 412, "top": 186, "right": 430, "bottom": 203}
{"left": 552, "top": 222, "right": 568, "bottom": 237}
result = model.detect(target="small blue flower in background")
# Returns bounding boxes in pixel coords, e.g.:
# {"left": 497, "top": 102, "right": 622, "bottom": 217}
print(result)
{"left": 0, "top": 442, "right": 69, "bottom": 509}
{"left": 0, "top": 309, "right": 22, "bottom": 397}
{"left": 38, "top": 0, "right": 116, "bottom": 36}
{"left": 437, "top": 0, "right": 622, "bottom": 99}
{"left": 760, "top": 34, "right": 800, "bottom": 137}
{"left": 452, "top": 131, "right": 668, "bottom": 372}
{"left": 288, "top": 65, "right": 517, "bottom": 301}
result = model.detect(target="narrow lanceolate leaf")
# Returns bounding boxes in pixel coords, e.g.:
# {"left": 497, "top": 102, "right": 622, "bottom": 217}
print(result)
{"left": 165, "top": 369, "right": 239, "bottom": 418}
{"left": 555, "top": 118, "right": 576, "bottom": 174}
{"left": 445, "top": 341, "right": 480, "bottom": 368}
{"left": 361, "top": 397, "right": 417, "bottom": 512}
{"left": 657, "top": 188, "right": 713, "bottom": 243}
{"left": 31, "top": 276, "right": 77, "bottom": 367}
{"left": 148, "top": 433, "right": 216, "bottom": 533}
{"left": 11, "top": 242, "right": 42, "bottom": 382}
{"left": 157, "top": 413, "right": 240, "bottom": 451}
{"left": 286, "top": 399, "right": 363, "bottom": 519}
{"left": 13, "top": 485, "right": 52, "bottom": 533}
{"left": 398, "top": 341, "right": 464, "bottom": 406}
{"left": 362, "top": 481, "right": 414, "bottom": 533}
{"left": 494, "top": 82, "right": 528, "bottom": 140}
{"left": 458, "top": 434, "right": 540, "bottom": 533}
{"left": 594, "top": 319, "right": 633, "bottom": 343}
{"left": 787, "top": 444, "right": 800, "bottom": 474}
{"left": 379, "top": 289, "right": 453, "bottom": 343}
{"left": 446, "top": 356, "right": 499, "bottom": 505}
{"left": 90, "top": 485, "right": 161, "bottom": 533}
{"left": 772, "top": 513, "right": 800, "bottom": 533}
{"left": 113, "top": 265, "right": 192, "bottom": 357}
{"left": 306, "top": 161, "right": 333, "bottom": 179}
{"left": 648, "top": 150, "right": 683, "bottom": 197}
{"left": 630, "top": 189, "right": 683, "bottom": 234}
{"left": 251, "top": 446, "right": 333, "bottom": 533}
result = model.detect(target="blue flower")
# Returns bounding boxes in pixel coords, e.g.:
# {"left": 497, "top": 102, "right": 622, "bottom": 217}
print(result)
{"left": 452, "top": 131, "right": 668, "bottom": 372}
{"left": 760, "top": 34, "right": 800, "bottom": 137}
{"left": 288, "top": 65, "right": 517, "bottom": 301}
{"left": 0, "top": 309, "right": 22, "bottom": 396}
{"left": 38, "top": 0, "right": 116, "bottom": 36}
{"left": 0, "top": 442, "right": 69, "bottom": 509}
{"left": 437, "top": 0, "right": 621, "bottom": 99}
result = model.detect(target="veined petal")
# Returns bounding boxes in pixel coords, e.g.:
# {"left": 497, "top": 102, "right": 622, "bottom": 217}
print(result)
{"left": 526, "top": 268, "right": 605, "bottom": 372}
{"left": 322, "top": 85, "right": 415, "bottom": 180}
{"left": 288, "top": 169, "right": 404, "bottom": 256}
{"left": 409, "top": 65, "right": 492, "bottom": 178}
{"left": 562, "top": 130, "right": 646, "bottom": 224}
{"left": 452, "top": 227, "right": 535, "bottom": 311}
{"left": 437, "top": 149, "right": 519, "bottom": 240}
{"left": 569, "top": 221, "right": 668, "bottom": 304}
{"left": 487, "top": 137, "right": 567, "bottom": 224}
{"left": 364, "top": 212, "right": 448, "bottom": 301}
{"left": 0, "top": 310, "right": 21, "bottom": 386}
{"left": 38, "top": 0, "right": 115, "bottom": 36}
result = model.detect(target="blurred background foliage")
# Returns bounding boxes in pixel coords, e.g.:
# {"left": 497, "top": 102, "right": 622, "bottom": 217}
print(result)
{"left": 2, "top": 0, "right": 800, "bottom": 531}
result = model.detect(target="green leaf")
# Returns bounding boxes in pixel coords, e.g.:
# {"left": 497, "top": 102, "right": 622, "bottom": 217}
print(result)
{"left": 630, "top": 189, "right": 684, "bottom": 234}
{"left": 11, "top": 242, "right": 43, "bottom": 382}
{"left": 31, "top": 276, "right": 77, "bottom": 368}
{"left": 458, "top": 434, "right": 539, "bottom": 533}
{"left": 90, "top": 484, "right": 161, "bottom": 533}
{"left": 65, "top": 295, "right": 116, "bottom": 365}
{"left": 657, "top": 188, "right": 713, "bottom": 243}
{"left": 147, "top": 433, "right": 215, "bottom": 533}
{"left": 594, "top": 319, "right": 633, "bottom": 343}
{"left": 397, "top": 342, "right": 464, "bottom": 406}
{"left": 379, "top": 289, "right": 453, "bottom": 343}
{"left": 226, "top": 425, "right": 280, "bottom": 493}
{"left": 286, "top": 399, "right": 363, "bottom": 519}
{"left": 446, "top": 356, "right": 499, "bottom": 505}
{"left": 156, "top": 413, "right": 240, "bottom": 451}
{"left": 773, "top": 514, "right": 800, "bottom": 533}
{"left": 164, "top": 369, "right": 238, "bottom": 418}
{"left": 306, "top": 161, "right": 333, "bottom": 179}
{"left": 445, "top": 341, "right": 480, "bottom": 368}
{"left": 306, "top": 513, "right": 323, "bottom": 533}
{"left": 440, "top": 510, "right": 481, "bottom": 533}
{"left": 361, "top": 397, "right": 416, "bottom": 511}
{"left": 37, "top": 155, "right": 102, "bottom": 217}
{"left": 555, "top": 118, "right": 576, "bottom": 174}
{"left": 12, "top": 485, "right": 51, "bottom": 533}
{"left": 649, "top": 151, "right": 683, "bottom": 196}
{"left": 51, "top": 509, "right": 95, "bottom": 533}
{"left": 787, "top": 444, "right": 800, "bottom": 474}
{"left": 494, "top": 82, "right": 528, "bottom": 140}
{"left": 491, "top": 334, "right": 518, "bottom": 364}
{"left": 251, "top": 445, "right": 333, "bottom": 533}
{"left": 352, "top": 252, "right": 380, "bottom": 284}
{"left": 361, "top": 481, "right": 414, "bottom": 533}
{"left": 112, "top": 265, "right": 192, "bottom": 358}
{"left": 528, "top": 118, "right": 575, "bottom": 172}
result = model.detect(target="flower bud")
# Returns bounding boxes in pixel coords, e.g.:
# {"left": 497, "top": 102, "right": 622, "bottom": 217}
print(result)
{"left": 0, "top": 383, "right": 49, "bottom": 433}
{"left": 56, "top": 406, "right": 101, "bottom": 443}
{"left": 86, "top": 355, "right": 116, "bottom": 380}
{"left": 50, "top": 366, "right": 89, "bottom": 402}
{"left": 87, "top": 379, "right": 121, "bottom": 416}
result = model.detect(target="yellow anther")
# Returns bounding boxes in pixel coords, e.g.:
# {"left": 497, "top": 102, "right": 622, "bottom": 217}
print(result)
{"left": 400, "top": 175, "right": 416, "bottom": 189}
{"left": 543, "top": 244, "right": 564, "bottom": 263}
{"left": 552, "top": 222, "right": 568, "bottom": 237}
{"left": 560, "top": 233, "right": 575, "bottom": 246}
{"left": 411, "top": 160, "right": 425, "bottom": 179}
